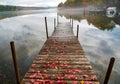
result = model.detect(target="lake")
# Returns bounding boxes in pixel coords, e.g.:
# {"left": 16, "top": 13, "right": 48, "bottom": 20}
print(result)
{"left": 0, "top": 8, "right": 120, "bottom": 84}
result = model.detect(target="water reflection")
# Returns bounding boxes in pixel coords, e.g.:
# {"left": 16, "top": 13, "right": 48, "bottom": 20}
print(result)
{"left": 58, "top": 8, "right": 120, "bottom": 31}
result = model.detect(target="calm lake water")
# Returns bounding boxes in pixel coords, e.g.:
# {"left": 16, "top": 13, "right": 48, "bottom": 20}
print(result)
{"left": 0, "top": 8, "right": 120, "bottom": 84}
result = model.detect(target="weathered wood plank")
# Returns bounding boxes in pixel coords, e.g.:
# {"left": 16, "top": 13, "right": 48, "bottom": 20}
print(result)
{"left": 35, "top": 57, "right": 88, "bottom": 61}
{"left": 37, "top": 55, "right": 86, "bottom": 58}
{"left": 30, "top": 64, "right": 92, "bottom": 70}
{"left": 24, "top": 73, "right": 98, "bottom": 81}
{"left": 28, "top": 69, "right": 95, "bottom": 75}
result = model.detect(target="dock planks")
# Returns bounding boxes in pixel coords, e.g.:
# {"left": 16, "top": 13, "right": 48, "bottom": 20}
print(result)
{"left": 22, "top": 22, "right": 100, "bottom": 84}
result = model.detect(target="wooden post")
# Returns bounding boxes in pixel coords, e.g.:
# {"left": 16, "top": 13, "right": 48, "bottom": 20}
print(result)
{"left": 72, "top": 19, "right": 73, "bottom": 29}
{"left": 54, "top": 18, "right": 56, "bottom": 30}
{"left": 77, "top": 25, "right": 79, "bottom": 39}
{"left": 57, "top": 14, "right": 59, "bottom": 24}
{"left": 10, "top": 41, "right": 21, "bottom": 84}
{"left": 70, "top": 16, "right": 71, "bottom": 23}
{"left": 104, "top": 57, "right": 115, "bottom": 84}
{"left": 84, "top": 7, "right": 85, "bottom": 16}
{"left": 45, "top": 17, "right": 48, "bottom": 39}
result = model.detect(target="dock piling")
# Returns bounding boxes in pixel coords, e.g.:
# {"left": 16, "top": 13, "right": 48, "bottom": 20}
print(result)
{"left": 57, "top": 14, "right": 59, "bottom": 24}
{"left": 10, "top": 41, "right": 21, "bottom": 84}
{"left": 77, "top": 25, "right": 79, "bottom": 39}
{"left": 54, "top": 18, "right": 56, "bottom": 30}
{"left": 72, "top": 19, "right": 73, "bottom": 29}
{"left": 45, "top": 17, "right": 48, "bottom": 39}
{"left": 70, "top": 16, "right": 71, "bottom": 23}
{"left": 104, "top": 57, "right": 115, "bottom": 84}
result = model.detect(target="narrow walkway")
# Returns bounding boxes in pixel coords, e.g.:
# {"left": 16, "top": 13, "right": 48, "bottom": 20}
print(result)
{"left": 22, "top": 22, "right": 100, "bottom": 84}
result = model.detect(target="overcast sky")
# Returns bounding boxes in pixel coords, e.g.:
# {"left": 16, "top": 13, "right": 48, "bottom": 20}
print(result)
{"left": 0, "top": 0, "right": 66, "bottom": 7}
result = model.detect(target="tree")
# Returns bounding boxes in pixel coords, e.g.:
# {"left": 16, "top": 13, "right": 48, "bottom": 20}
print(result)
{"left": 58, "top": 2, "right": 64, "bottom": 7}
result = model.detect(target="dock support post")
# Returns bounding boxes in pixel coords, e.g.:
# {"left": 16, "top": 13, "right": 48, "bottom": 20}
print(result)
{"left": 54, "top": 18, "right": 56, "bottom": 30}
{"left": 10, "top": 41, "right": 21, "bottom": 84}
{"left": 104, "top": 57, "right": 115, "bottom": 84}
{"left": 70, "top": 16, "right": 71, "bottom": 23}
{"left": 77, "top": 25, "right": 79, "bottom": 39}
{"left": 72, "top": 19, "right": 73, "bottom": 29}
{"left": 57, "top": 14, "right": 59, "bottom": 24}
{"left": 45, "top": 17, "right": 48, "bottom": 39}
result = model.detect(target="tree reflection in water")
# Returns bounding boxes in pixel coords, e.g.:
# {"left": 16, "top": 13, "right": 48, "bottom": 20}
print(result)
{"left": 58, "top": 9, "right": 120, "bottom": 31}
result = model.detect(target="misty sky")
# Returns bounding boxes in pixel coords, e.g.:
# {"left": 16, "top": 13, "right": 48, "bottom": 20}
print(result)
{"left": 0, "top": 0, "right": 66, "bottom": 7}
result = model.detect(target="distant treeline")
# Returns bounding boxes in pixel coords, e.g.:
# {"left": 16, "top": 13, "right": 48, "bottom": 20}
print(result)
{"left": 0, "top": 5, "right": 49, "bottom": 11}
{"left": 0, "top": 5, "right": 19, "bottom": 11}
{"left": 58, "top": 0, "right": 120, "bottom": 8}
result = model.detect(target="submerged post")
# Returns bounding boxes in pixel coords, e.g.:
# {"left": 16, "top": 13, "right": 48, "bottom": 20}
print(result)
{"left": 77, "top": 25, "right": 79, "bottom": 39}
{"left": 45, "top": 17, "right": 48, "bottom": 39}
{"left": 54, "top": 18, "right": 56, "bottom": 29}
{"left": 10, "top": 41, "right": 21, "bottom": 84}
{"left": 104, "top": 57, "right": 115, "bottom": 84}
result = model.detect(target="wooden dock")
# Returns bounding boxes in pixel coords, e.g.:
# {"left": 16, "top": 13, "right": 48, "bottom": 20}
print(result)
{"left": 21, "top": 22, "right": 100, "bottom": 84}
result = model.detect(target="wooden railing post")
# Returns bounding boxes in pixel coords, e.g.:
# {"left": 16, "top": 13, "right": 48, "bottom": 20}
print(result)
{"left": 45, "top": 17, "right": 48, "bottom": 39}
{"left": 104, "top": 57, "right": 115, "bottom": 84}
{"left": 77, "top": 25, "right": 79, "bottom": 39}
{"left": 10, "top": 41, "right": 21, "bottom": 84}
{"left": 54, "top": 18, "right": 56, "bottom": 30}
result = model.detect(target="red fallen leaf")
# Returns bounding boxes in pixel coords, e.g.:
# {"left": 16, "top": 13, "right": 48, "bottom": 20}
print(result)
{"left": 46, "top": 54, "right": 49, "bottom": 57}
{"left": 57, "top": 50, "right": 60, "bottom": 53}
{"left": 68, "top": 75, "right": 76, "bottom": 79}
{"left": 75, "top": 69, "right": 82, "bottom": 73}
{"left": 63, "top": 62, "right": 68, "bottom": 66}
{"left": 75, "top": 76, "right": 78, "bottom": 80}
{"left": 42, "top": 64, "right": 47, "bottom": 68}
{"left": 55, "top": 66, "right": 58, "bottom": 70}
{"left": 45, "top": 80, "right": 51, "bottom": 84}
{"left": 29, "top": 74, "right": 37, "bottom": 79}
{"left": 36, "top": 58, "right": 41, "bottom": 61}
{"left": 90, "top": 75, "right": 96, "bottom": 80}
{"left": 44, "top": 70, "right": 47, "bottom": 73}
{"left": 67, "top": 65, "right": 71, "bottom": 68}
{"left": 31, "top": 69, "right": 35, "bottom": 72}
{"left": 60, "top": 63, "right": 64, "bottom": 67}
{"left": 52, "top": 74, "right": 55, "bottom": 77}
{"left": 41, "top": 75, "right": 45, "bottom": 79}
{"left": 51, "top": 63, "right": 56, "bottom": 67}
{"left": 72, "top": 81, "right": 77, "bottom": 84}
{"left": 67, "top": 69, "right": 73, "bottom": 73}
{"left": 63, "top": 45, "right": 66, "bottom": 48}
{"left": 57, "top": 77, "right": 61, "bottom": 80}
{"left": 33, "top": 82, "right": 40, "bottom": 84}
{"left": 83, "top": 75, "right": 88, "bottom": 79}
{"left": 31, "top": 64, "right": 35, "bottom": 68}
{"left": 37, "top": 70, "right": 41, "bottom": 73}
{"left": 30, "top": 79, "right": 34, "bottom": 83}
{"left": 49, "top": 81, "right": 53, "bottom": 84}
{"left": 85, "top": 81, "right": 92, "bottom": 84}
{"left": 61, "top": 72, "right": 65, "bottom": 77}
{"left": 57, "top": 81, "right": 67, "bottom": 84}
{"left": 38, "top": 80, "right": 45, "bottom": 84}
